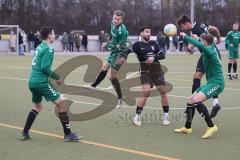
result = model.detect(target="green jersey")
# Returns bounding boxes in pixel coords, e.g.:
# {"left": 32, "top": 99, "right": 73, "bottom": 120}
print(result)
{"left": 29, "top": 42, "right": 60, "bottom": 87}
{"left": 225, "top": 30, "right": 240, "bottom": 47}
{"left": 184, "top": 35, "right": 224, "bottom": 83}
{"left": 109, "top": 21, "right": 129, "bottom": 54}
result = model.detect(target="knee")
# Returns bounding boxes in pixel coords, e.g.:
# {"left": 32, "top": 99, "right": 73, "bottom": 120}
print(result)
{"left": 187, "top": 96, "right": 196, "bottom": 105}
{"left": 56, "top": 100, "right": 68, "bottom": 112}
{"left": 102, "top": 63, "right": 109, "bottom": 71}
{"left": 193, "top": 72, "right": 203, "bottom": 79}
{"left": 34, "top": 104, "right": 43, "bottom": 113}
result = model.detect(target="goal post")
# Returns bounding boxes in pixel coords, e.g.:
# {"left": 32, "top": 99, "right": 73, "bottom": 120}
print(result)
{"left": 0, "top": 25, "right": 19, "bottom": 54}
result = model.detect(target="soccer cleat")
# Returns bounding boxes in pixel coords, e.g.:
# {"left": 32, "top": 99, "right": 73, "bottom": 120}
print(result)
{"left": 83, "top": 84, "right": 96, "bottom": 90}
{"left": 174, "top": 127, "right": 192, "bottom": 134}
{"left": 116, "top": 99, "right": 123, "bottom": 109}
{"left": 64, "top": 133, "right": 82, "bottom": 142}
{"left": 228, "top": 75, "right": 233, "bottom": 80}
{"left": 210, "top": 104, "right": 221, "bottom": 118}
{"left": 233, "top": 74, "right": 238, "bottom": 79}
{"left": 163, "top": 114, "right": 170, "bottom": 126}
{"left": 133, "top": 114, "right": 141, "bottom": 126}
{"left": 19, "top": 132, "right": 31, "bottom": 141}
{"left": 202, "top": 125, "right": 218, "bottom": 139}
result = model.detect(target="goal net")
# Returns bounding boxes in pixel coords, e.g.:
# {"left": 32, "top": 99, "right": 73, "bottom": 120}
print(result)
{"left": 0, "top": 25, "right": 19, "bottom": 54}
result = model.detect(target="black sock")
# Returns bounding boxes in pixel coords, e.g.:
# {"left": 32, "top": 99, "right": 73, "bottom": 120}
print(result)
{"left": 110, "top": 77, "right": 122, "bottom": 99}
{"left": 162, "top": 105, "right": 169, "bottom": 113}
{"left": 91, "top": 69, "right": 107, "bottom": 87}
{"left": 136, "top": 106, "right": 143, "bottom": 115}
{"left": 192, "top": 79, "right": 201, "bottom": 94}
{"left": 233, "top": 63, "right": 237, "bottom": 73}
{"left": 185, "top": 104, "right": 195, "bottom": 129}
{"left": 23, "top": 109, "right": 38, "bottom": 134}
{"left": 58, "top": 112, "right": 71, "bottom": 135}
{"left": 228, "top": 63, "right": 232, "bottom": 74}
{"left": 196, "top": 103, "right": 214, "bottom": 127}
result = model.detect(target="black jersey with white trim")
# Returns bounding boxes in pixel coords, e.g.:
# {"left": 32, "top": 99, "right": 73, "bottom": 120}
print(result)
{"left": 191, "top": 22, "right": 209, "bottom": 37}
{"left": 127, "top": 40, "right": 165, "bottom": 73}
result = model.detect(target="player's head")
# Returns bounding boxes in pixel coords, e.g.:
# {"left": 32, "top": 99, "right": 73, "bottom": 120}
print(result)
{"left": 113, "top": 10, "right": 125, "bottom": 26}
{"left": 40, "top": 26, "right": 55, "bottom": 43}
{"left": 176, "top": 14, "right": 192, "bottom": 31}
{"left": 233, "top": 22, "right": 239, "bottom": 31}
{"left": 140, "top": 26, "right": 151, "bottom": 41}
{"left": 200, "top": 34, "right": 214, "bottom": 46}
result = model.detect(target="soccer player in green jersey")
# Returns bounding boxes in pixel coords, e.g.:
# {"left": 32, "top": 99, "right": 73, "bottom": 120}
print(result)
{"left": 175, "top": 33, "right": 225, "bottom": 139}
{"left": 19, "top": 27, "right": 81, "bottom": 142}
{"left": 225, "top": 22, "right": 240, "bottom": 80}
{"left": 88, "top": 10, "right": 129, "bottom": 108}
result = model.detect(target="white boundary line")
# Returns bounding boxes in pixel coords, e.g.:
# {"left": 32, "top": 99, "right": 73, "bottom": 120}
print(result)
{"left": 0, "top": 76, "right": 240, "bottom": 110}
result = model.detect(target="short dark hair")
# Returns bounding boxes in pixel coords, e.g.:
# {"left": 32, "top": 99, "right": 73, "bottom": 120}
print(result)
{"left": 201, "top": 34, "right": 214, "bottom": 45}
{"left": 114, "top": 10, "right": 125, "bottom": 18}
{"left": 176, "top": 14, "right": 191, "bottom": 26}
{"left": 233, "top": 22, "right": 239, "bottom": 25}
{"left": 40, "top": 26, "right": 54, "bottom": 40}
{"left": 139, "top": 26, "right": 150, "bottom": 33}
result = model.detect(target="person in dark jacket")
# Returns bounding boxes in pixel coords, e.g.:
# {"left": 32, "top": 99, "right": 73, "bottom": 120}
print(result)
{"left": 82, "top": 32, "right": 88, "bottom": 52}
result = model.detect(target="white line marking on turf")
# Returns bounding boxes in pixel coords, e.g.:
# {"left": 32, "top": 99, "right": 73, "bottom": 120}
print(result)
{"left": 0, "top": 76, "right": 28, "bottom": 81}
{"left": 71, "top": 99, "right": 240, "bottom": 110}
{"left": 0, "top": 76, "right": 240, "bottom": 92}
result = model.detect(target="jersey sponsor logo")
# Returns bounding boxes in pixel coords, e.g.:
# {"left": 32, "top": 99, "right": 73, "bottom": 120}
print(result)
{"left": 207, "top": 85, "right": 219, "bottom": 96}
{"left": 48, "top": 84, "right": 57, "bottom": 96}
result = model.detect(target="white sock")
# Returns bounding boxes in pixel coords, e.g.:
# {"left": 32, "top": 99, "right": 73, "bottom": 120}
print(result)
{"left": 164, "top": 113, "right": 169, "bottom": 118}
{"left": 135, "top": 114, "right": 141, "bottom": 118}
{"left": 213, "top": 98, "right": 219, "bottom": 106}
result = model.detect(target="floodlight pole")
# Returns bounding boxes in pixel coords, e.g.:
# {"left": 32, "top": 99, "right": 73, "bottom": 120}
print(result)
{"left": 191, "top": 0, "right": 195, "bottom": 23}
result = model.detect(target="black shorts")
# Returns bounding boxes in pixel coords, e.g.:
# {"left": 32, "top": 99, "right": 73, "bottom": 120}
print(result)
{"left": 140, "top": 65, "right": 166, "bottom": 88}
{"left": 196, "top": 55, "right": 205, "bottom": 73}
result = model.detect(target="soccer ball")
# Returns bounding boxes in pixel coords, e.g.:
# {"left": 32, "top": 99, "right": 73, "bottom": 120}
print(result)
{"left": 164, "top": 24, "right": 177, "bottom": 36}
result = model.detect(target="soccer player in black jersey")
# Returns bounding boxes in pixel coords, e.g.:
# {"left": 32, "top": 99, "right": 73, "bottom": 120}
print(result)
{"left": 118, "top": 26, "right": 170, "bottom": 126}
{"left": 176, "top": 14, "right": 222, "bottom": 118}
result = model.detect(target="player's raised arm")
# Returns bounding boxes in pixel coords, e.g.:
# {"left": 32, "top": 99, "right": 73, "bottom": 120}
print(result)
{"left": 208, "top": 25, "right": 221, "bottom": 44}
{"left": 154, "top": 41, "right": 165, "bottom": 60}
{"left": 181, "top": 33, "right": 211, "bottom": 56}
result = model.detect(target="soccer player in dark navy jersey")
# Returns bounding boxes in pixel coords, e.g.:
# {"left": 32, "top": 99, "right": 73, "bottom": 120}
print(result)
{"left": 176, "top": 14, "right": 222, "bottom": 118}
{"left": 118, "top": 26, "right": 171, "bottom": 126}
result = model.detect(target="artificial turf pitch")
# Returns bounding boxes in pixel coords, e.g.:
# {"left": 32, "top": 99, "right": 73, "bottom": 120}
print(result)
{"left": 0, "top": 52, "right": 239, "bottom": 160}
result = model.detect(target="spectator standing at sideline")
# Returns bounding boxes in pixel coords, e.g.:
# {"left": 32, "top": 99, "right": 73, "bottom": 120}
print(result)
{"left": 75, "top": 33, "right": 81, "bottom": 52}
{"left": 18, "top": 29, "right": 24, "bottom": 56}
{"left": 156, "top": 31, "right": 166, "bottom": 53}
{"left": 28, "top": 31, "right": 35, "bottom": 52}
{"left": 34, "top": 31, "right": 42, "bottom": 49}
{"left": 9, "top": 30, "right": 16, "bottom": 53}
{"left": 61, "top": 32, "right": 68, "bottom": 52}
{"left": 82, "top": 32, "right": 88, "bottom": 52}
{"left": 68, "top": 31, "right": 75, "bottom": 52}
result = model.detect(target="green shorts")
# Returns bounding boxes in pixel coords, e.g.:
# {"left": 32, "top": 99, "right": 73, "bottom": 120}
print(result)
{"left": 107, "top": 52, "right": 123, "bottom": 71}
{"left": 29, "top": 83, "right": 61, "bottom": 104}
{"left": 196, "top": 82, "right": 224, "bottom": 99}
{"left": 228, "top": 47, "right": 239, "bottom": 59}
